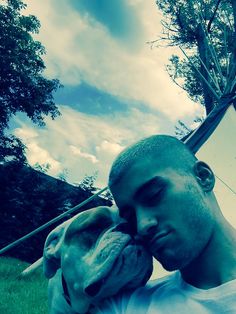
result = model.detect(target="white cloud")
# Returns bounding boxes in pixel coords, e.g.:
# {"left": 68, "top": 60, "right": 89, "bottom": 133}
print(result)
{"left": 25, "top": 0, "right": 200, "bottom": 120}
{"left": 14, "top": 126, "right": 62, "bottom": 175}
{"left": 26, "top": 142, "right": 62, "bottom": 174}
{"left": 14, "top": 127, "right": 38, "bottom": 140}
{"left": 13, "top": 105, "right": 167, "bottom": 187}
{"left": 96, "top": 140, "right": 124, "bottom": 157}
{"left": 70, "top": 145, "right": 98, "bottom": 164}
{"left": 17, "top": 1, "right": 203, "bottom": 187}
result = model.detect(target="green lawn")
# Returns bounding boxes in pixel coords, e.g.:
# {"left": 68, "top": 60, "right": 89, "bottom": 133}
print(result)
{"left": 0, "top": 257, "right": 48, "bottom": 314}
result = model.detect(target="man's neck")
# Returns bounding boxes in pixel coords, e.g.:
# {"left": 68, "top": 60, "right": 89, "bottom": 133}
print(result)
{"left": 181, "top": 220, "right": 236, "bottom": 289}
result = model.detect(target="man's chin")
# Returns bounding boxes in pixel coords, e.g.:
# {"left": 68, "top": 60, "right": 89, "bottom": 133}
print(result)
{"left": 154, "top": 251, "right": 180, "bottom": 272}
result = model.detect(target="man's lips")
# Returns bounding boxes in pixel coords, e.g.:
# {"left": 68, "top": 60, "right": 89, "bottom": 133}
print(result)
{"left": 148, "top": 231, "right": 170, "bottom": 252}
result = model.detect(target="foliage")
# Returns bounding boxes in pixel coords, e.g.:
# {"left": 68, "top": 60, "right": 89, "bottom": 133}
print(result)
{"left": 0, "top": 134, "right": 26, "bottom": 164}
{"left": 102, "top": 189, "right": 114, "bottom": 202}
{"left": 0, "top": 162, "right": 112, "bottom": 262}
{"left": 175, "top": 120, "right": 192, "bottom": 138}
{"left": 57, "top": 168, "right": 69, "bottom": 182}
{"left": 0, "top": 0, "right": 61, "bottom": 161}
{"left": 79, "top": 171, "right": 99, "bottom": 193}
{"left": 0, "top": 257, "right": 48, "bottom": 314}
{"left": 155, "top": 0, "right": 236, "bottom": 116}
{"left": 175, "top": 116, "right": 204, "bottom": 139}
{"left": 33, "top": 162, "right": 51, "bottom": 174}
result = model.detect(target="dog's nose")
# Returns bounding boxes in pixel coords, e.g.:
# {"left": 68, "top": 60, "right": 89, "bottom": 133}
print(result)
{"left": 132, "top": 234, "right": 143, "bottom": 245}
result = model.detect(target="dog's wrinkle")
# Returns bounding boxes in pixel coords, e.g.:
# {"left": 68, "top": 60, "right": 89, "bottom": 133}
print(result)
{"left": 84, "top": 232, "right": 131, "bottom": 290}
{"left": 84, "top": 251, "right": 126, "bottom": 298}
{"left": 65, "top": 214, "right": 114, "bottom": 245}
{"left": 87, "top": 243, "right": 152, "bottom": 299}
{"left": 109, "top": 244, "right": 153, "bottom": 289}
{"left": 93, "top": 232, "right": 130, "bottom": 262}
{"left": 84, "top": 239, "right": 152, "bottom": 299}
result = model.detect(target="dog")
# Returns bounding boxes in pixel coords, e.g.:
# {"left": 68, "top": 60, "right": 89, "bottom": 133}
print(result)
{"left": 43, "top": 206, "right": 153, "bottom": 314}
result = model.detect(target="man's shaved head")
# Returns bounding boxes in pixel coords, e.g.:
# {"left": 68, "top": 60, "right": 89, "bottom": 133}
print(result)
{"left": 109, "top": 135, "right": 197, "bottom": 188}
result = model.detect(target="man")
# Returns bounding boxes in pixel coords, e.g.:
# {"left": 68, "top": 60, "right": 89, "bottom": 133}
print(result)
{"left": 95, "top": 134, "right": 236, "bottom": 313}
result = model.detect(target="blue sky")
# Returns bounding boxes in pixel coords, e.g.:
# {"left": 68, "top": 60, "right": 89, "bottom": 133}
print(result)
{"left": 10, "top": 0, "right": 203, "bottom": 187}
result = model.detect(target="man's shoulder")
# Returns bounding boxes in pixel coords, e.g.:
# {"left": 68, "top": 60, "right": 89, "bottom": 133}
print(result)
{"left": 112, "top": 271, "right": 180, "bottom": 304}
{"left": 144, "top": 271, "right": 179, "bottom": 289}
{"left": 94, "top": 272, "right": 180, "bottom": 313}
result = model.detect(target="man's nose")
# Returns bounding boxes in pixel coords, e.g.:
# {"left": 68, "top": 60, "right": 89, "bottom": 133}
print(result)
{"left": 136, "top": 210, "right": 158, "bottom": 237}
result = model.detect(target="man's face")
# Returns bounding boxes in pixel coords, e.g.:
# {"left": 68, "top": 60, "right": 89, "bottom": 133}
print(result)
{"left": 110, "top": 157, "right": 214, "bottom": 271}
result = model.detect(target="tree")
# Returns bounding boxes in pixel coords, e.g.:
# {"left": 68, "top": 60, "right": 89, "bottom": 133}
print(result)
{"left": 33, "top": 162, "right": 51, "bottom": 174}
{"left": 154, "top": 0, "right": 236, "bottom": 116}
{"left": 0, "top": 134, "right": 26, "bottom": 163}
{"left": 0, "top": 0, "right": 61, "bottom": 162}
{"left": 78, "top": 172, "right": 99, "bottom": 193}
{"left": 0, "top": 163, "right": 112, "bottom": 262}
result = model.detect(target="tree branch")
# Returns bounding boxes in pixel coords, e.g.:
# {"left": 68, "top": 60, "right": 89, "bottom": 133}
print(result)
{"left": 230, "top": 0, "right": 236, "bottom": 33}
{"left": 207, "top": 0, "right": 222, "bottom": 32}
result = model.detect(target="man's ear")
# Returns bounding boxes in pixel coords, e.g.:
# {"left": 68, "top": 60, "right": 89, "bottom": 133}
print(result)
{"left": 193, "top": 161, "right": 215, "bottom": 192}
{"left": 43, "top": 221, "right": 69, "bottom": 278}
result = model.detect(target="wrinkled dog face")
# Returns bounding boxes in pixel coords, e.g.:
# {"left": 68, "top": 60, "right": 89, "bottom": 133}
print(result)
{"left": 44, "top": 206, "right": 153, "bottom": 314}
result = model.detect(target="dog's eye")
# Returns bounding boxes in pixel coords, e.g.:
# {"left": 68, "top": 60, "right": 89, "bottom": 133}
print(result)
{"left": 76, "top": 225, "right": 104, "bottom": 249}
{"left": 85, "top": 225, "right": 104, "bottom": 238}
{"left": 78, "top": 232, "right": 95, "bottom": 249}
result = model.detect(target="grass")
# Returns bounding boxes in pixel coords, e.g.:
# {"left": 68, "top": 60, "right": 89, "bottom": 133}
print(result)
{"left": 0, "top": 257, "right": 48, "bottom": 314}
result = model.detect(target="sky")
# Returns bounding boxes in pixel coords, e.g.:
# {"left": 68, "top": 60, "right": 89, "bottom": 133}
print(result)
{"left": 9, "top": 0, "right": 203, "bottom": 188}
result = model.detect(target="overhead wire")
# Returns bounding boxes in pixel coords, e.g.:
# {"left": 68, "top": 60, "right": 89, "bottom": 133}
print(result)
{"left": 215, "top": 174, "right": 236, "bottom": 196}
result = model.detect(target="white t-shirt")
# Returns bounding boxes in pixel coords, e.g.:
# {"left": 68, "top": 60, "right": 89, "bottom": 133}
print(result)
{"left": 94, "top": 272, "right": 236, "bottom": 314}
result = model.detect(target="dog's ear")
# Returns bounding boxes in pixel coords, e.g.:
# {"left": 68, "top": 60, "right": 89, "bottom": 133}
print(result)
{"left": 43, "top": 220, "right": 70, "bottom": 278}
